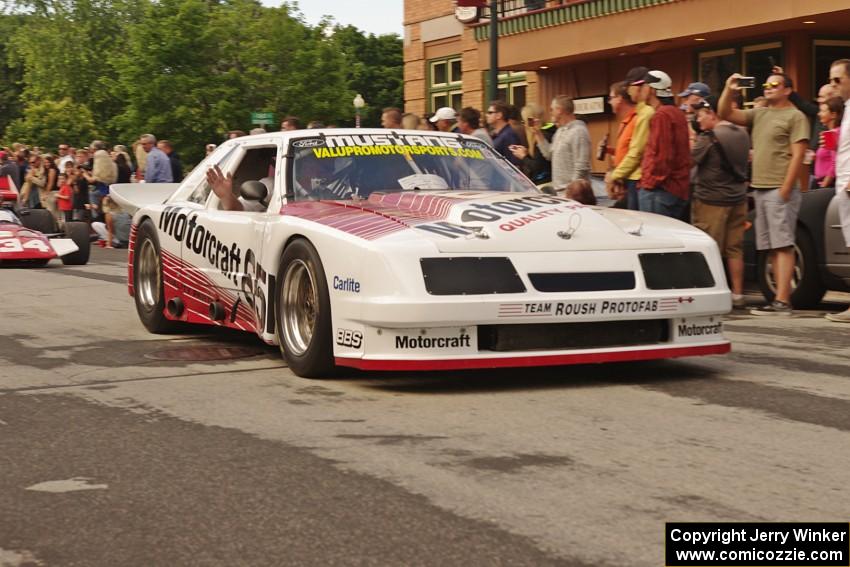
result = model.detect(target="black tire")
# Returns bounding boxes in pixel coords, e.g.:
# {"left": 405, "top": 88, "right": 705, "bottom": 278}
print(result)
{"left": 60, "top": 221, "right": 91, "bottom": 265}
{"left": 275, "top": 239, "right": 335, "bottom": 378}
{"left": 133, "top": 220, "right": 176, "bottom": 333}
{"left": 19, "top": 209, "right": 57, "bottom": 234}
{"left": 757, "top": 227, "right": 826, "bottom": 309}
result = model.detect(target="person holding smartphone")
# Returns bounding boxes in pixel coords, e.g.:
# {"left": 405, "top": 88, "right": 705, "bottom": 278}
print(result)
{"left": 719, "top": 71, "right": 809, "bottom": 316}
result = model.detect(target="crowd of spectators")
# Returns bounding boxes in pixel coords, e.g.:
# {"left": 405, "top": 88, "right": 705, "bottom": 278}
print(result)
{"left": 5, "top": 63, "right": 850, "bottom": 321}
{"left": 378, "top": 62, "right": 850, "bottom": 319}
{"left": 0, "top": 133, "right": 184, "bottom": 248}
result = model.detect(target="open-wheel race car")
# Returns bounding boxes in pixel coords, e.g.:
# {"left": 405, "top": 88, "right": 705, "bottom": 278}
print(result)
{"left": 112, "top": 129, "right": 731, "bottom": 378}
{"left": 0, "top": 188, "right": 90, "bottom": 267}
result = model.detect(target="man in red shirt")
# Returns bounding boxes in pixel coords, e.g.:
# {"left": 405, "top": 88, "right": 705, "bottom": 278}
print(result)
{"left": 635, "top": 70, "right": 691, "bottom": 219}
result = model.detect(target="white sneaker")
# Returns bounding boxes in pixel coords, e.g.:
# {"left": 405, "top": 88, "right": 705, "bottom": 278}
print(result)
{"left": 825, "top": 308, "right": 850, "bottom": 323}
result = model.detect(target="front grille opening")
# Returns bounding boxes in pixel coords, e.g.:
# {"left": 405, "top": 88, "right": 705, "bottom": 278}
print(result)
{"left": 420, "top": 257, "right": 526, "bottom": 295}
{"left": 528, "top": 272, "right": 636, "bottom": 293}
{"left": 640, "top": 252, "right": 715, "bottom": 289}
{"left": 478, "top": 319, "right": 670, "bottom": 352}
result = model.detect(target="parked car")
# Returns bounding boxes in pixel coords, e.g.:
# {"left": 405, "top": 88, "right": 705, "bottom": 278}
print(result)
{"left": 743, "top": 187, "right": 850, "bottom": 308}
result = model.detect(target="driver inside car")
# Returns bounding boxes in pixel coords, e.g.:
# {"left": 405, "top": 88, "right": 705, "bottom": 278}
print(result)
{"left": 205, "top": 165, "right": 271, "bottom": 212}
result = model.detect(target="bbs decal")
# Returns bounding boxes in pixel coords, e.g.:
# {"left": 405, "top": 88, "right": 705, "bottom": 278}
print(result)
{"left": 336, "top": 329, "right": 363, "bottom": 349}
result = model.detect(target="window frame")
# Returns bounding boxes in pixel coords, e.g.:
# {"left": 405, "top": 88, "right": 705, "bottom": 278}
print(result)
{"left": 427, "top": 55, "right": 463, "bottom": 113}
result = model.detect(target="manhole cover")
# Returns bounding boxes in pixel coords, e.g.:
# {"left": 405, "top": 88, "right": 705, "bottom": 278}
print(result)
{"left": 145, "top": 345, "right": 265, "bottom": 361}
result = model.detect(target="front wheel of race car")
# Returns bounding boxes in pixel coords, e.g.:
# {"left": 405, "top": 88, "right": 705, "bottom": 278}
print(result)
{"left": 60, "top": 221, "right": 91, "bottom": 265}
{"left": 276, "top": 239, "right": 335, "bottom": 378}
{"left": 133, "top": 220, "right": 175, "bottom": 333}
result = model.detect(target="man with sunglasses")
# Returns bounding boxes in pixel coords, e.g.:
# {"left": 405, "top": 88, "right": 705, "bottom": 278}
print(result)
{"left": 719, "top": 72, "right": 809, "bottom": 316}
{"left": 825, "top": 58, "right": 850, "bottom": 322}
{"left": 56, "top": 144, "right": 74, "bottom": 170}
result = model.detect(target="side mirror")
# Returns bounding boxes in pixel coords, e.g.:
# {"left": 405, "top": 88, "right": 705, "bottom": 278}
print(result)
{"left": 240, "top": 180, "right": 268, "bottom": 202}
{"left": 539, "top": 184, "right": 557, "bottom": 196}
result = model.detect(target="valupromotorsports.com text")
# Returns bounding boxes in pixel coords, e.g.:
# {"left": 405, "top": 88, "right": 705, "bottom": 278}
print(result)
{"left": 665, "top": 523, "right": 850, "bottom": 566}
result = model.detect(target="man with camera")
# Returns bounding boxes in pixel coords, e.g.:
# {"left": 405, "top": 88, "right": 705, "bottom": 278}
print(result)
{"left": 690, "top": 96, "right": 750, "bottom": 309}
{"left": 719, "top": 72, "right": 809, "bottom": 316}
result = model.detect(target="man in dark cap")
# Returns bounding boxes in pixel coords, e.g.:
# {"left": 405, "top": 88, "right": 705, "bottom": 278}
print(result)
{"left": 690, "top": 96, "right": 750, "bottom": 309}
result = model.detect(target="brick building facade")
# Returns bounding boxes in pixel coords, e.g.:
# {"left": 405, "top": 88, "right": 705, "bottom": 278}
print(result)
{"left": 404, "top": 0, "right": 850, "bottom": 172}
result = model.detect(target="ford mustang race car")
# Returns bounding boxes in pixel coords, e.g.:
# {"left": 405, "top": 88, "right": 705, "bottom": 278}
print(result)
{"left": 0, "top": 197, "right": 90, "bottom": 267}
{"left": 112, "top": 129, "right": 731, "bottom": 377}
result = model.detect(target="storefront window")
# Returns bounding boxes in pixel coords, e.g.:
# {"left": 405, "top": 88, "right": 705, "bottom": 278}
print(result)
{"left": 487, "top": 71, "right": 527, "bottom": 107}
{"left": 814, "top": 40, "right": 850, "bottom": 92}
{"left": 698, "top": 48, "right": 737, "bottom": 97}
{"left": 698, "top": 43, "right": 783, "bottom": 105}
{"left": 742, "top": 42, "right": 782, "bottom": 102}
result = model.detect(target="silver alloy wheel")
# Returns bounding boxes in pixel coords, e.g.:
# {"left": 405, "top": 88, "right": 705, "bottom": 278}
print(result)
{"left": 137, "top": 238, "right": 161, "bottom": 310}
{"left": 764, "top": 242, "right": 803, "bottom": 294}
{"left": 282, "top": 259, "right": 318, "bottom": 356}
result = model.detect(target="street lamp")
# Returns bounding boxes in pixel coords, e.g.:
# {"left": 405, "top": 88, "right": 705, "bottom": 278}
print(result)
{"left": 353, "top": 94, "right": 366, "bottom": 128}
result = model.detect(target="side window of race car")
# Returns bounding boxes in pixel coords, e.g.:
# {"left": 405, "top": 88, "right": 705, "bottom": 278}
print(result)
{"left": 186, "top": 145, "right": 240, "bottom": 205}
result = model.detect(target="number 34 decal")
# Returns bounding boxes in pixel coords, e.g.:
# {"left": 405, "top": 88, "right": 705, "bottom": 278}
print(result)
{"left": 0, "top": 236, "right": 51, "bottom": 253}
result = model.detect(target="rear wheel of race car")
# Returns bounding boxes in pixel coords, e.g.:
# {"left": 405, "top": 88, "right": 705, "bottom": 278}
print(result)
{"left": 133, "top": 220, "right": 175, "bottom": 333}
{"left": 757, "top": 227, "right": 826, "bottom": 309}
{"left": 60, "top": 221, "right": 91, "bottom": 265}
{"left": 19, "top": 209, "right": 57, "bottom": 234}
{"left": 276, "top": 239, "right": 335, "bottom": 378}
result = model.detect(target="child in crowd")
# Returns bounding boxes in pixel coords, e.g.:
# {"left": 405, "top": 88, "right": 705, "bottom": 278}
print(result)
{"left": 814, "top": 96, "right": 844, "bottom": 188}
{"left": 565, "top": 179, "right": 597, "bottom": 206}
{"left": 55, "top": 173, "right": 74, "bottom": 223}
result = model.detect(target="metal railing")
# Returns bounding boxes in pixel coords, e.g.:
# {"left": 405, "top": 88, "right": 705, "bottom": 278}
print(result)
{"left": 481, "top": 0, "right": 564, "bottom": 19}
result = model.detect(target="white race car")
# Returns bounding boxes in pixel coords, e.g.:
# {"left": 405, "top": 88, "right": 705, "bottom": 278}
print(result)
{"left": 112, "top": 129, "right": 730, "bottom": 377}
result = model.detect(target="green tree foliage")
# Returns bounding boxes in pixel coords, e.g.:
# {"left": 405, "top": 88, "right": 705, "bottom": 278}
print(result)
{"left": 331, "top": 26, "right": 404, "bottom": 128}
{"left": 4, "top": 98, "right": 98, "bottom": 148}
{"left": 8, "top": 0, "right": 140, "bottom": 137}
{"left": 1, "top": 0, "right": 402, "bottom": 165}
{"left": 0, "top": 14, "right": 25, "bottom": 135}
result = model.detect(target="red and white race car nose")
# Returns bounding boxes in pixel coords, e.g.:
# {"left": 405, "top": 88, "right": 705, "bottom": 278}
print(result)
{"left": 0, "top": 226, "right": 57, "bottom": 260}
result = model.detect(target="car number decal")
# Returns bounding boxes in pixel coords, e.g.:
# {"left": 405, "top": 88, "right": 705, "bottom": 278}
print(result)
{"left": 0, "top": 237, "right": 50, "bottom": 253}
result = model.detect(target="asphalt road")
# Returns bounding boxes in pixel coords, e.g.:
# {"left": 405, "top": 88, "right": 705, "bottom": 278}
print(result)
{"left": 1, "top": 247, "right": 849, "bottom": 566}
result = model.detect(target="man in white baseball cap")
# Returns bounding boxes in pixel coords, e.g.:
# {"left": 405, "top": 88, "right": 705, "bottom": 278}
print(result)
{"left": 429, "top": 107, "right": 458, "bottom": 132}
{"left": 633, "top": 70, "right": 691, "bottom": 219}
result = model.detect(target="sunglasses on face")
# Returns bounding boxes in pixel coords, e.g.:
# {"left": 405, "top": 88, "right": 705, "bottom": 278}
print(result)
{"left": 762, "top": 81, "right": 782, "bottom": 89}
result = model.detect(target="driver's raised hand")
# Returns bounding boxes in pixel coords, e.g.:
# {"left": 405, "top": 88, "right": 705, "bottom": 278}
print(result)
{"left": 205, "top": 165, "right": 241, "bottom": 210}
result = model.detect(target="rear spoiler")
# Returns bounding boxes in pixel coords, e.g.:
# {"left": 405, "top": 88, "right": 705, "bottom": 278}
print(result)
{"left": 109, "top": 183, "right": 180, "bottom": 214}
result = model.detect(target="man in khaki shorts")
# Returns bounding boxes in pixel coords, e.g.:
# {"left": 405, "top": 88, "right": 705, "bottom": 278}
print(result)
{"left": 690, "top": 97, "right": 750, "bottom": 308}
{"left": 719, "top": 72, "right": 809, "bottom": 315}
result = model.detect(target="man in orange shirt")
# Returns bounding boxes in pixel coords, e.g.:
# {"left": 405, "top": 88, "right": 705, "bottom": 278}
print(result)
{"left": 609, "top": 81, "right": 637, "bottom": 168}
{"left": 606, "top": 67, "right": 655, "bottom": 210}
{"left": 599, "top": 81, "right": 637, "bottom": 206}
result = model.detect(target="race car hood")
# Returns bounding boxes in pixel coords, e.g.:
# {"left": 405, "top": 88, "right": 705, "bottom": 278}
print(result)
{"left": 299, "top": 191, "right": 689, "bottom": 252}
{"left": 0, "top": 223, "right": 63, "bottom": 260}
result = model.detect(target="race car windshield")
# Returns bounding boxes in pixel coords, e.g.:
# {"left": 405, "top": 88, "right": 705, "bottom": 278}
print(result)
{"left": 289, "top": 134, "right": 536, "bottom": 200}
